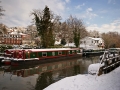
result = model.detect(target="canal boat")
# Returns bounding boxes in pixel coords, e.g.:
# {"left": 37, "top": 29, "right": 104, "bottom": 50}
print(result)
{"left": 0, "top": 56, "right": 4, "bottom": 62}
{"left": 2, "top": 48, "right": 82, "bottom": 65}
{"left": 0, "top": 53, "right": 4, "bottom": 64}
{"left": 82, "top": 49, "right": 104, "bottom": 57}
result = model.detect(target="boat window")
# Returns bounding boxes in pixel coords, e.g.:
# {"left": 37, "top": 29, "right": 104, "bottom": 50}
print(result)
{"left": 72, "top": 50, "right": 74, "bottom": 53}
{"left": 58, "top": 51, "right": 62, "bottom": 55}
{"left": 42, "top": 52, "right": 47, "bottom": 57}
{"left": 52, "top": 52, "right": 55, "bottom": 56}
{"left": 68, "top": 51, "right": 70, "bottom": 54}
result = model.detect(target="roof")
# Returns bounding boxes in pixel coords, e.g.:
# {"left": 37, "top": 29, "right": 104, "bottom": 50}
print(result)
{"left": 10, "top": 32, "right": 27, "bottom": 36}
{"left": 7, "top": 48, "right": 80, "bottom": 52}
{"left": 81, "top": 37, "right": 103, "bottom": 41}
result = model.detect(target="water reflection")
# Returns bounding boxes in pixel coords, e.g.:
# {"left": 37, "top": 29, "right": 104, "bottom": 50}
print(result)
{"left": 0, "top": 56, "right": 100, "bottom": 90}
{"left": 35, "top": 72, "right": 53, "bottom": 90}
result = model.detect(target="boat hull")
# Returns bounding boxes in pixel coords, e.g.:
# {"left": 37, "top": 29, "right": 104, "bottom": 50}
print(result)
{"left": 0, "top": 57, "right": 4, "bottom": 64}
{"left": 82, "top": 51, "right": 104, "bottom": 57}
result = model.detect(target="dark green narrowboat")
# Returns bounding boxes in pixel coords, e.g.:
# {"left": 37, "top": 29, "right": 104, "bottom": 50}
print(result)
{"left": 2, "top": 48, "right": 82, "bottom": 65}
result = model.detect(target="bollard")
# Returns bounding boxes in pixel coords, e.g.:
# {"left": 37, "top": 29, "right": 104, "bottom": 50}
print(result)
{"left": 103, "top": 67, "right": 107, "bottom": 74}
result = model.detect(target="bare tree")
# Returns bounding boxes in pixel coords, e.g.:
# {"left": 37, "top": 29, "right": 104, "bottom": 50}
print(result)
{"left": 65, "top": 15, "right": 88, "bottom": 47}
{"left": 0, "top": 24, "right": 8, "bottom": 34}
{"left": 0, "top": 1, "right": 5, "bottom": 18}
{"left": 88, "top": 30, "right": 100, "bottom": 38}
{"left": 58, "top": 22, "right": 69, "bottom": 42}
{"left": 102, "top": 32, "right": 120, "bottom": 49}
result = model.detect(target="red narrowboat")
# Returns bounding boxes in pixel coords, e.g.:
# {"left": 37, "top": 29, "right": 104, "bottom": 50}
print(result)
{"left": 2, "top": 48, "right": 82, "bottom": 66}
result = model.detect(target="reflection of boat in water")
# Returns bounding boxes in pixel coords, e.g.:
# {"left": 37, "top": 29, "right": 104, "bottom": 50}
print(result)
{"left": 2, "top": 59, "right": 82, "bottom": 77}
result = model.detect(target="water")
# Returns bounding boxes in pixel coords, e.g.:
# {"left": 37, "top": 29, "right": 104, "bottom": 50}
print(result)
{"left": 0, "top": 56, "right": 100, "bottom": 90}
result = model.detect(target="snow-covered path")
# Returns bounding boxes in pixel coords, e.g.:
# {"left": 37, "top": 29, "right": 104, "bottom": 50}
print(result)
{"left": 44, "top": 66, "right": 120, "bottom": 90}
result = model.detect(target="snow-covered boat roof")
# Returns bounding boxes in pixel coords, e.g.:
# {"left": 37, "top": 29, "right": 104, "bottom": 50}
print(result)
{"left": 6, "top": 48, "right": 80, "bottom": 52}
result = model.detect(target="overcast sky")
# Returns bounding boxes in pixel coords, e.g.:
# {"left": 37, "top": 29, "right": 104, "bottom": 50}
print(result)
{"left": 1, "top": 0, "right": 120, "bottom": 33}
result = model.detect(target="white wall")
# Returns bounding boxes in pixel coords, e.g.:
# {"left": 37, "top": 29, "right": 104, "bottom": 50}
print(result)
{"left": 80, "top": 37, "right": 104, "bottom": 50}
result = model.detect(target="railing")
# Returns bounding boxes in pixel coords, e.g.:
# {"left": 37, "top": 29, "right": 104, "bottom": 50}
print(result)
{"left": 98, "top": 50, "right": 120, "bottom": 75}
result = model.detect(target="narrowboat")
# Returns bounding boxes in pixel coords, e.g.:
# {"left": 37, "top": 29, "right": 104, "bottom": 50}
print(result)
{"left": 0, "top": 53, "right": 4, "bottom": 64}
{"left": 82, "top": 49, "right": 104, "bottom": 57}
{"left": 2, "top": 48, "right": 82, "bottom": 66}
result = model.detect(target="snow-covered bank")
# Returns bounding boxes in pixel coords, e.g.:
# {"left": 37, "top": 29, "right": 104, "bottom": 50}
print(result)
{"left": 44, "top": 66, "right": 120, "bottom": 90}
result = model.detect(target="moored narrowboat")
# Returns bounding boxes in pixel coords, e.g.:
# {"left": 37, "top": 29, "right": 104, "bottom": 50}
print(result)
{"left": 2, "top": 48, "right": 82, "bottom": 65}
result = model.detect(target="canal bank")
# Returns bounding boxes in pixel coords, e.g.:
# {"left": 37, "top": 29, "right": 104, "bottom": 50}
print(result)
{"left": 44, "top": 64, "right": 120, "bottom": 90}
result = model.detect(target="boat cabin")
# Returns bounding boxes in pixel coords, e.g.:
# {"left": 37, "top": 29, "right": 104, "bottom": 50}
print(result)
{"left": 4, "top": 48, "right": 81, "bottom": 61}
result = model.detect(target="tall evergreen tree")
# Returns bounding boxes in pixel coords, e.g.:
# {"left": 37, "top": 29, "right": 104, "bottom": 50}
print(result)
{"left": 32, "top": 6, "right": 55, "bottom": 48}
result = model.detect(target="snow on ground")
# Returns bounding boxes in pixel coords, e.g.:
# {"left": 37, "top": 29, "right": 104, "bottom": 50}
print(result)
{"left": 44, "top": 65, "right": 120, "bottom": 90}
{"left": 88, "top": 63, "right": 104, "bottom": 75}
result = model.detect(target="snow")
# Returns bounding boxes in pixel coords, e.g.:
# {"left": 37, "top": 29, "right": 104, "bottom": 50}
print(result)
{"left": 64, "top": 42, "right": 101, "bottom": 50}
{"left": 44, "top": 64, "right": 120, "bottom": 90}
{"left": 88, "top": 63, "right": 103, "bottom": 74}
{"left": 64, "top": 43, "right": 75, "bottom": 47}
{"left": 24, "top": 48, "right": 79, "bottom": 52}
{"left": 0, "top": 56, "right": 4, "bottom": 59}
{"left": 6, "top": 48, "right": 80, "bottom": 51}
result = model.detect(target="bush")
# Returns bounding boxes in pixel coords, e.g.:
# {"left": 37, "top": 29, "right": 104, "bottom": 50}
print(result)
{"left": 0, "top": 45, "right": 13, "bottom": 53}
{"left": 48, "top": 44, "right": 63, "bottom": 48}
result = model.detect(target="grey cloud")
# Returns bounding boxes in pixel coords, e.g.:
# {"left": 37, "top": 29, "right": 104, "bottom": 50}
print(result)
{"left": 0, "top": 0, "right": 66, "bottom": 27}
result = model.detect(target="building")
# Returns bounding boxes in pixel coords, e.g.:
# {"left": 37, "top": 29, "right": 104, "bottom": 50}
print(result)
{"left": 80, "top": 37, "right": 104, "bottom": 50}
{"left": 0, "top": 26, "right": 36, "bottom": 45}
{"left": 0, "top": 33, "right": 28, "bottom": 45}
{"left": 64, "top": 37, "right": 104, "bottom": 50}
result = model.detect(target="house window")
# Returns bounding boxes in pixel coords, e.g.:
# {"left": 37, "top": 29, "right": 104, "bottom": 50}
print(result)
{"left": 42, "top": 52, "right": 47, "bottom": 57}
{"left": 58, "top": 51, "right": 62, "bottom": 55}
{"left": 77, "top": 50, "right": 79, "bottom": 53}
{"left": 84, "top": 41, "right": 86, "bottom": 43}
{"left": 92, "top": 41, "right": 93, "bottom": 43}
{"left": 95, "top": 40, "right": 98, "bottom": 43}
{"left": 97, "top": 40, "right": 99, "bottom": 43}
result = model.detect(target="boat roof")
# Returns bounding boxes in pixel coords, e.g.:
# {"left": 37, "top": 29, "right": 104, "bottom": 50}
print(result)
{"left": 6, "top": 48, "right": 80, "bottom": 52}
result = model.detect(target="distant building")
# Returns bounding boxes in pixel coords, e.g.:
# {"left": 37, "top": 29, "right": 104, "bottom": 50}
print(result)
{"left": 64, "top": 37, "right": 104, "bottom": 50}
{"left": 80, "top": 37, "right": 104, "bottom": 50}
{"left": 0, "top": 33, "right": 29, "bottom": 45}
{"left": 55, "top": 39, "right": 61, "bottom": 45}
{"left": 0, "top": 26, "right": 36, "bottom": 45}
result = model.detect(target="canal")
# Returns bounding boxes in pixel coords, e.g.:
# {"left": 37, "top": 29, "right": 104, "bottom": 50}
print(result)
{"left": 0, "top": 56, "right": 100, "bottom": 90}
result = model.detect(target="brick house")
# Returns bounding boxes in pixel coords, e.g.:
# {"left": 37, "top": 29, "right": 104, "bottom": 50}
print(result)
{"left": 0, "top": 33, "right": 29, "bottom": 45}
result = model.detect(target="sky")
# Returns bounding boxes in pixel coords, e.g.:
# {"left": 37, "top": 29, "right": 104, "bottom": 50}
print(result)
{"left": 1, "top": 0, "right": 120, "bottom": 33}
